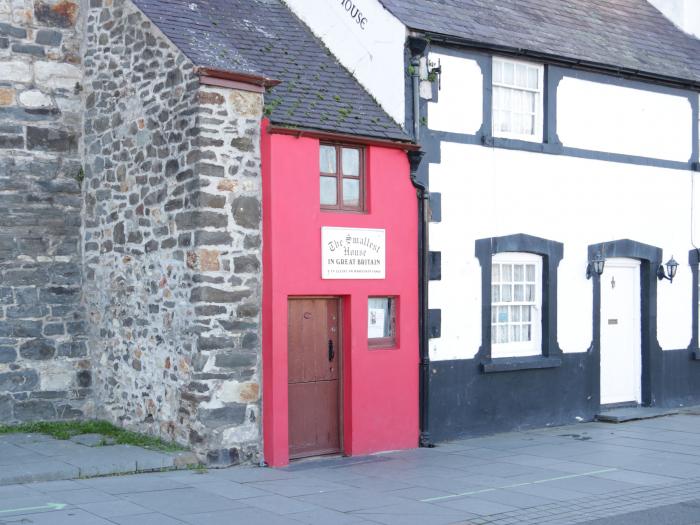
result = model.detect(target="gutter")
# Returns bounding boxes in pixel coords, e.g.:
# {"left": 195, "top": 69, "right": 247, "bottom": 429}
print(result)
{"left": 195, "top": 67, "right": 281, "bottom": 94}
{"left": 414, "top": 31, "right": 700, "bottom": 92}
{"left": 267, "top": 124, "right": 418, "bottom": 151}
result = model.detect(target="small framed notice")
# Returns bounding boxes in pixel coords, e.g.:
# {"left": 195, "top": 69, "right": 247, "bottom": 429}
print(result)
{"left": 321, "top": 227, "right": 386, "bottom": 279}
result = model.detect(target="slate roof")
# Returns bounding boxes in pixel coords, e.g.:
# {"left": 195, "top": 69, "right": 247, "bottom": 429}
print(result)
{"left": 380, "top": 0, "right": 700, "bottom": 86}
{"left": 132, "top": 0, "right": 410, "bottom": 142}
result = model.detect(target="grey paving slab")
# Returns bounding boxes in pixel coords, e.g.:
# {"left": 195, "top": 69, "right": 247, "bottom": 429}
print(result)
{"left": 287, "top": 507, "right": 370, "bottom": 524}
{"left": 506, "top": 483, "right": 607, "bottom": 502}
{"left": 44, "top": 488, "right": 115, "bottom": 505}
{"left": 188, "top": 479, "right": 272, "bottom": 499}
{"left": 77, "top": 499, "right": 152, "bottom": 518}
{"left": 29, "top": 479, "right": 86, "bottom": 492}
{"left": 0, "top": 508, "right": 114, "bottom": 524}
{"left": 353, "top": 500, "right": 470, "bottom": 525}
{"left": 75, "top": 472, "right": 189, "bottom": 494}
{"left": 110, "top": 512, "right": 187, "bottom": 525}
{"left": 244, "top": 494, "right": 321, "bottom": 514}
{"left": 582, "top": 499, "right": 700, "bottom": 524}
{"left": 434, "top": 494, "right": 521, "bottom": 515}
{"left": 0, "top": 460, "right": 80, "bottom": 485}
{"left": 122, "top": 487, "right": 248, "bottom": 516}
{"left": 248, "top": 477, "right": 351, "bottom": 496}
{"left": 0, "top": 483, "right": 42, "bottom": 501}
{"left": 297, "top": 488, "right": 408, "bottom": 512}
{"left": 180, "top": 507, "right": 306, "bottom": 525}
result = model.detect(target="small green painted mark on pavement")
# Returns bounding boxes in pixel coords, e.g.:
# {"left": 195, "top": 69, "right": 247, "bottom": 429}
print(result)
{"left": 421, "top": 468, "right": 618, "bottom": 502}
{"left": 0, "top": 502, "right": 67, "bottom": 515}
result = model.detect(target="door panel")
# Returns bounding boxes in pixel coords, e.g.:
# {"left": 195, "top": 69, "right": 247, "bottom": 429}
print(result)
{"left": 288, "top": 298, "right": 340, "bottom": 459}
{"left": 600, "top": 259, "right": 641, "bottom": 405}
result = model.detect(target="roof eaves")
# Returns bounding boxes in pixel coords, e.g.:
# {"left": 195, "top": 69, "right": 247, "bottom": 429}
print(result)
{"left": 418, "top": 30, "right": 700, "bottom": 91}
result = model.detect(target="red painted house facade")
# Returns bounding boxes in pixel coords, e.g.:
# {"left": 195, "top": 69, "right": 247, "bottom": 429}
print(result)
{"left": 261, "top": 122, "right": 419, "bottom": 466}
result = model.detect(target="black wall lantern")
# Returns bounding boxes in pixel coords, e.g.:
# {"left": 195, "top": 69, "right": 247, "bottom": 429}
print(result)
{"left": 586, "top": 252, "right": 605, "bottom": 279}
{"left": 657, "top": 256, "right": 679, "bottom": 283}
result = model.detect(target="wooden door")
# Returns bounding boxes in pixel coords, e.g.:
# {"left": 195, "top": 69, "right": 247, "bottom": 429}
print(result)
{"left": 288, "top": 298, "right": 341, "bottom": 459}
{"left": 600, "top": 258, "right": 641, "bottom": 405}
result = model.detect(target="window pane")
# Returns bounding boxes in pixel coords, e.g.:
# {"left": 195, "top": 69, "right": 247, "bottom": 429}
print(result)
{"left": 492, "top": 264, "right": 500, "bottom": 283}
{"left": 516, "top": 63, "right": 527, "bottom": 87}
{"left": 342, "top": 148, "right": 360, "bottom": 176}
{"left": 501, "top": 285, "right": 512, "bottom": 302}
{"left": 503, "top": 61, "right": 514, "bottom": 84}
{"left": 320, "top": 176, "right": 337, "bottom": 206}
{"left": 513, "top": 112, "right": 523, "bottom": 135}
{"left": 526, "top": 284, "right": 535, "bottom": 301}
{"left": 368, "top": 297, "right": 396, "bottom": 341}
{"left": 514, "top": 284, "right": 524, "bottom": 302}
{"left": 525, "top": 91, "right": 536, "bottom": 113}
{"left": 498, "top": 325, "right": 508, "bottom": 344}
{"left": 320, "top": 145, "right": 336, "bottom": 173}
{"left": 511, "top": 305, "right": 520, "bottom": 322}
{"left": 498, "top": 306, "right": 508, "bottom": 322}
{"left": 522, "top": 324, "right": 532, "bottom": 341}
{"left": 492, "top": 285, "right": 500, "bottom": 302}
{"left": 342, "top": 178, "right": 360, "bottom": 208}
{"left": 511, "top": 325, "right": 521, "bottom": 342}
{"left": 522, "top": 305, "right": 531, "bottom": 322}
{"left": 514, "top": 264, "right": 524, "bottom": 282}
{"left": 526, "top": 264, "right": 536, "bottom": 281}
{"left": 502, "top": 264, "right": 512, "bottom": 282}
{"left": 493, "top": 60, "right": 502, "bottom": 83}
{"left": 527, "top": 67, "right": 538, "bottom": 89}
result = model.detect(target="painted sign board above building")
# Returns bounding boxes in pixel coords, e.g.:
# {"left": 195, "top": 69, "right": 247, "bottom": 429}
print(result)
{"left": 322, "top": 227, "right": 386, "bottom": 279}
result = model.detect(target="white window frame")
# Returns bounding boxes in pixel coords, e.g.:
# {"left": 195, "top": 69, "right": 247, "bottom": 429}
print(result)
{"left": 491, "top": 252, "right": 543, "bottom": 358}
{"left": 492, "top": 57, "right": 544, "bottom": 143}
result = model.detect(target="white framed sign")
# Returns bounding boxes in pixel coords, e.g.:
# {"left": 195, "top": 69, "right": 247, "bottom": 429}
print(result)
{"left": 322, "top": 227, "right": 386, "bottom": 279}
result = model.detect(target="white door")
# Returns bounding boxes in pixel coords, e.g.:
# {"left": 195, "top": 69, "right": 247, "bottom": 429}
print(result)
{"left": 600, "top": 258, "right": 641, "bottom": 405}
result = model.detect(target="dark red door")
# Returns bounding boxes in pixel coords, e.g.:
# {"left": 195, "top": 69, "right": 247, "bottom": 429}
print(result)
{"left": 288, "top": 298, "right": 340, "bottom": 459}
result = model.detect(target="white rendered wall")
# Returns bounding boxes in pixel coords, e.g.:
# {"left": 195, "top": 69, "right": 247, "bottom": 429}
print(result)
{"left": 282, "top": 0, "right": 406, "bottom": 125}
{"left": 648, "top": 0, "right": 700, "bottom": 38}
{"left": 428, "top": 142, "right": 695, "bottom": 361}
{"left": 427, "top": 53, "right": 483, "bottom": 135}
{"left": 557, "top": 78, "right": 693, "bottom": 162}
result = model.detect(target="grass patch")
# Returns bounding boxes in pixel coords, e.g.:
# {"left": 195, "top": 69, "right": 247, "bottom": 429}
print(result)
{"left": 0, "top": 420, "right": 188, "bottom": 453}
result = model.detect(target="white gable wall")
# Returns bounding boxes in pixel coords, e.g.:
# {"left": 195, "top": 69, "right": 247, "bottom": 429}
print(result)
{"left": 282, "top": 0, "right": 407, "bottom": 125}
{"left": 648, "top": 0, "right": 700, "bottom": 39}
{"left": 557, "top": 78, "right": 693, "bottom": 162}
{"left": 427, "top": 53, "right": 483, "bottom": 135}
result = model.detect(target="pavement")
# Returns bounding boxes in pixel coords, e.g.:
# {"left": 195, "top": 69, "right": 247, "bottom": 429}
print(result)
{"left": 0, "top": 433, "right": 197, "bottom": 485}
{"left": 3, "top": 413, "right": 700, "bottom": 524}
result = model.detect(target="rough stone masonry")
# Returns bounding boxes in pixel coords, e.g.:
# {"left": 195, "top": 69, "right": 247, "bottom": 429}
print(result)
{"left": 1, "top": 0, "right": 265, "bottom": 465}
{"left": 0, "top": 0, "right": 90, "bottom": 424}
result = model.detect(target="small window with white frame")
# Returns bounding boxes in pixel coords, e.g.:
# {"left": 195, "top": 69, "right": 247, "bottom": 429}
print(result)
{"left": 491, "top": 252, "right": 542, "bottom": 358}
{"left": 492, "top": 57, "right": 544, "bottom": 142}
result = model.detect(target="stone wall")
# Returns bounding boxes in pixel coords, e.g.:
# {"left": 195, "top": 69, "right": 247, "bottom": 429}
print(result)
{"left": 82, "top": 0, "right": 263, "bottom": 464}
{"left": 0, "top": 0, "right": 90, "bottom": 422}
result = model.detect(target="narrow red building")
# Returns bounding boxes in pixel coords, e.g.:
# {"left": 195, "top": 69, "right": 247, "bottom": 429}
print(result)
{"left": 262, "top": 121, "right": 418, "bottom": 466}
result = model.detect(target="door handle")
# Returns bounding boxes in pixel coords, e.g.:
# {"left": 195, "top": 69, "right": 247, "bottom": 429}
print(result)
{"left": 328, "top": 339, "right": 335, "bottom": 362}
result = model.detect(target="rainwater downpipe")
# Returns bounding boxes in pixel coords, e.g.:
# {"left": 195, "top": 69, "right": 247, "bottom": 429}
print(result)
{"left": 408, "top": 37, "right": 433, "bottom": 448}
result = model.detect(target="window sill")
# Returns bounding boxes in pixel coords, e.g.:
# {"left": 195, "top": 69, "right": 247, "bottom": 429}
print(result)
{"left": 481, "top": 355, "right": 562, "bottom": 374}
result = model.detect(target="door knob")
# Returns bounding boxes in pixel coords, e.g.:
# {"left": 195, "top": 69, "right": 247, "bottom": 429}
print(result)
{"left": 328, "top": 339, "right": 335, "bottom": 362}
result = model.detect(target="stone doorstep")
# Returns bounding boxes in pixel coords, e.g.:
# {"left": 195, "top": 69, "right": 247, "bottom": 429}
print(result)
{"left": 595, "top": 406, "right": 680, "bottom": 423}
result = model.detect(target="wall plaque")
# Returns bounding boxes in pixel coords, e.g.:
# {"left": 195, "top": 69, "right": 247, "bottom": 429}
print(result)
{"left": 322, "top": 227, "right": 385, "bottom": 279}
